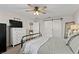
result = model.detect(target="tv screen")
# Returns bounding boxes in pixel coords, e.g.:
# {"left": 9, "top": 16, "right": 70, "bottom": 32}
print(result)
{"left": 9, "top": 20, "right": 23, "bottom": 28}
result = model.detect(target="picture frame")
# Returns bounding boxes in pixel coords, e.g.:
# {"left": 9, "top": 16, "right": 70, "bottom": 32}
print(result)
{"left": 64, "top": 21, "right": 75, "bottom": 39}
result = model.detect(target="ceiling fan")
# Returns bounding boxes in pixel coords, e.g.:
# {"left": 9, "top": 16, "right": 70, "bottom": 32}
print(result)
{"left": 25, "top": 4, "right": 47, "bottom": 15}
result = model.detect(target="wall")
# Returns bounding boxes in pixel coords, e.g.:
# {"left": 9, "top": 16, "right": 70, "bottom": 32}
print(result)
{"left": 24, "top": 16, "right": 75, "bottom": 44}
{"left": 38, "top": 17, "right": 74, "bottom": 40}
{"left": 73, "top": 10, "right": 79, "bottom": 23}
{"left": 0, "top": 11, "right": 32, "bottom": 47}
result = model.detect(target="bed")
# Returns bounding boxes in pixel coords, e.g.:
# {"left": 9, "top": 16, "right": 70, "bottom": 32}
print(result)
{"left": 20, "top": 33, "right": 79, "bottom": 54}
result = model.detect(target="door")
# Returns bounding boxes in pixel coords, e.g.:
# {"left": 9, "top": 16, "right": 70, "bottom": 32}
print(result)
{"left": 0, "top": 23, "right": 6, "bottom": 53}
{"left": 44, "top": 20, "right": 62, "bottom": 38}
{"left": 44, "top": 21, "right": 53, "bottom": 37}
{"left": 52, "top": 20, "right": 62, "bottom": 38}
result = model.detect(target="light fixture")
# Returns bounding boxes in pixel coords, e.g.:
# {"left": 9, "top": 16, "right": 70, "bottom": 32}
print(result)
{"left": 26, "top": 4, "right": 47, "bottom": 16}
{"left": 34, "top": 11, "right": 40, "bottom": 15}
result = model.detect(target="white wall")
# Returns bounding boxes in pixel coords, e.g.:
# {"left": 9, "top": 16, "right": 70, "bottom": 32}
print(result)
{"left": 36, "top": 16, "right": 74, "bottom": 42}
{"left": 39, "top": 20, "right": 45, "bottom": 36}
{"left": 0, "top": 11, "right": 32, "bottom": 47}
{"left": 73, "top": 10, "right": 79, "bottom": 23}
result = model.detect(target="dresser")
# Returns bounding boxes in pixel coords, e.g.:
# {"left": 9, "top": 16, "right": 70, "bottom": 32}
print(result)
{"left": 10, "top": 28, "right": 26, "bottom": 47}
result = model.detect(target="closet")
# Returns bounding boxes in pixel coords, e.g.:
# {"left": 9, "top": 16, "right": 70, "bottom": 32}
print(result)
{"left": 44, "top": 19, "right": 62, "bottom": 39}
{"left": 44, "top": 21, "right": 53, "bottom": 37}
{"left": 52, "top": 20, "right": 62, "bottom": 38}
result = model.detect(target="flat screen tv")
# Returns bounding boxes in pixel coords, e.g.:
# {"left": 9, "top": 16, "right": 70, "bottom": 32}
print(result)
{"left": 9, "top": 20, "right": 23, "bottom": 28}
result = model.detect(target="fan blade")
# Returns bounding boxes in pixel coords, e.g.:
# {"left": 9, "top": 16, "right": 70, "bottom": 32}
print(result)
{"left": 25, "top": 9, "right": 34, "bottom": 12}
{"left": 39, "top": 7, "right": 47, "bottom": 11}
{"left": 39, "top": 6, "right": 47, "bottom": 10}
{"left": 27, "top": 4, "right": 35, "bottom": 10}
{"left": 27, "top": 4, "right": 34, "bottom": 8}
{"left": 38, "top": 10, "right": 46, "bottom": 14}
{"left": 25, "top": 9, "right": 34, "bottom": 10}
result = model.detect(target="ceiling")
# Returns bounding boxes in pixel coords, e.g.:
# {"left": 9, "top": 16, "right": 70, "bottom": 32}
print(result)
{"left": 0, "top": 4, "right": 79, "bottom": 19}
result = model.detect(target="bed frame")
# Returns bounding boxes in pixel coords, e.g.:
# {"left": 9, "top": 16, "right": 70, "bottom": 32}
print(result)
{"left": 21, "top": 33, "right": 42, "bottom": 48}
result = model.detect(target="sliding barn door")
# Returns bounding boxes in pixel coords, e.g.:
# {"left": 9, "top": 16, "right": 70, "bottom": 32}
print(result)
{"left": 44, "top": 20, "right": 62, "bottom": 39}
{"left": 52, "top": 20, "right": 62, "bottom": 39}
{"left": 44, "top": 21, "right": 53, "bottom": 37}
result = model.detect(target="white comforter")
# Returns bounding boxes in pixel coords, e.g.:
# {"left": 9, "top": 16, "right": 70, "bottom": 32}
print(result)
{"left": 21, "top": 36, "right": 72, "bottom": 54}
{"left": 21, "top": 34, "right": 79, "bottom": 54}
{"left": 22, "top": 36, "right": 50, "bottom": 54}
